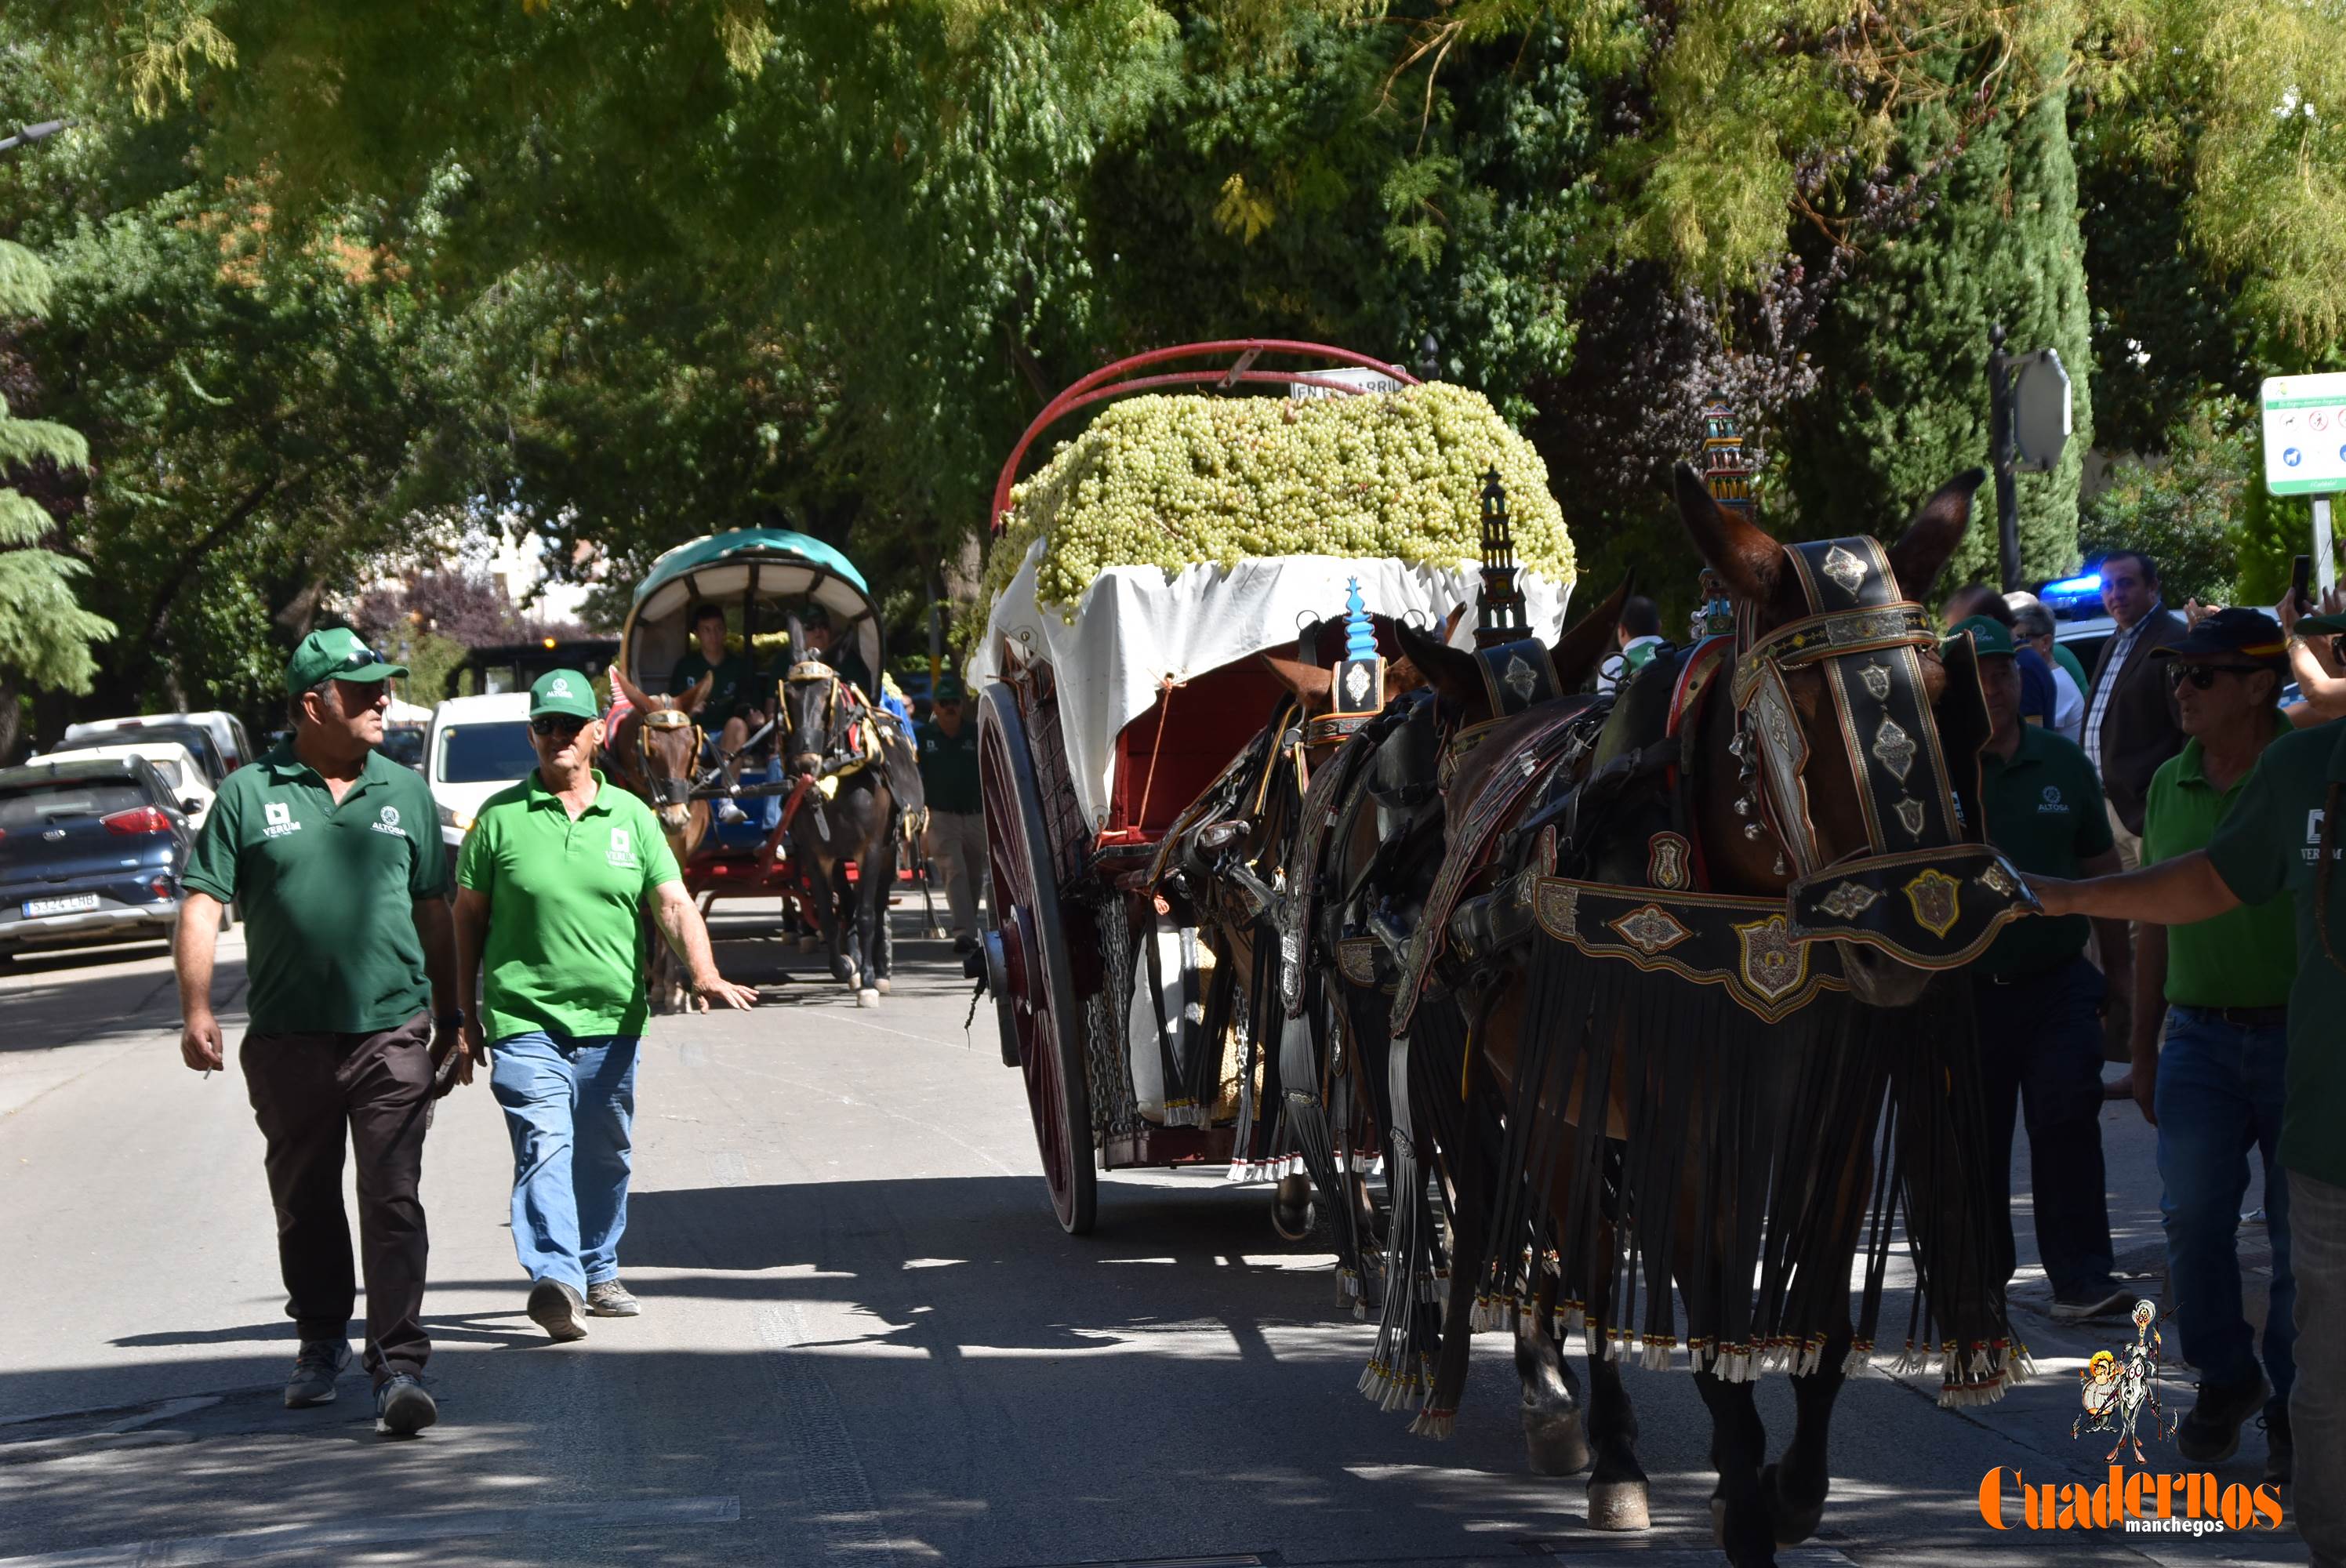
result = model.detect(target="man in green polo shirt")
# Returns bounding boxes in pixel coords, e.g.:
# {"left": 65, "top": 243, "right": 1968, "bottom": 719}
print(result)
{"left": 917, "top": 673, "right": 985, "bottom": 954}
{"left": 175, "top": 627, "right": 460, "bottom": 1438}
{"left": 454, "top": 669, "right": 757, "bottom": 1342}
{"left": 2122, "top": 608, "right": 2300, "bottom": 1480}
{"left": 2033, "top": 612, "right": 2346, "bottom": 1564}
{"left": 1956, "top": 615, "right": 2137, "bottom": 1323}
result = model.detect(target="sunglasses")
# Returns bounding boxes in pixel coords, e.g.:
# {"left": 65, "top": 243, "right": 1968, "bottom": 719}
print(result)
{"left": 2166, "top": 662, "right": 2261, "bottom": 691}
{"left": 530, "top": 715, "right": 590, "bottom": 738}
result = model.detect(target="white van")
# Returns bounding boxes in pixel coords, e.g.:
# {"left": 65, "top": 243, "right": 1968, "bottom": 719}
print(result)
{"left": 64, "top": 710, "right": 256, "bottom": 778}
{"left": 426, "top": 693, "right": 537, "bottom": 876}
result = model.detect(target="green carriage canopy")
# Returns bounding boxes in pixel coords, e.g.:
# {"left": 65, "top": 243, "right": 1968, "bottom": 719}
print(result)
{"left": 623, "top": 529, "right": 881, "bottom": 692}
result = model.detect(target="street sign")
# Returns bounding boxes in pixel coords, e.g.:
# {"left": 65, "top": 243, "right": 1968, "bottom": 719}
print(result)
{"left": 1289, "top": 365, "right": 1407, "bottom": 401}
{"left": 2261, "top": 372, "right": 2346, "bottom": 496}
{"left": 2010, "top": 349, "right": 2072, "bottom": 472}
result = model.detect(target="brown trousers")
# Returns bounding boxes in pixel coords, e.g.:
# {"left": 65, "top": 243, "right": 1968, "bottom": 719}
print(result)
{"left": 240, "top": 1011, "right": 434, "bottom": 1382}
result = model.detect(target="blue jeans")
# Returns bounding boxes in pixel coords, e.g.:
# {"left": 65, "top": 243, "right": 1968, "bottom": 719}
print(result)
{"left": 2292, "top": 1169, "right": 2346, "bottom": 1568}
{"left": 489, "top": 1031, "right": 639, "bottom": 1294}
{"left": 2155, "top": 1007, "right": 2293, "bottom": 1414}
{"left": 1973, "top": 959, "right": 2116, "bottom": 1299}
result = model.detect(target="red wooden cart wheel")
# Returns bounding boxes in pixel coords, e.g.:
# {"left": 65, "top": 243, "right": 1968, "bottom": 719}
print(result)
{"left": 977, "top": 681, "right": 1099, "bottom": 1235}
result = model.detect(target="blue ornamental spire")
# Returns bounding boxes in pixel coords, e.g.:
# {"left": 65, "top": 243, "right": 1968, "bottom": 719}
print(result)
{"left": 1344, "top": 578, "right": 1375, "bottom": 662}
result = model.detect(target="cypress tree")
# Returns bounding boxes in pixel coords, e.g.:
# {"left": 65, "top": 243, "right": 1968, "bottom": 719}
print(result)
{"left": 1781, "top": 67, "right": 2094, "bottom": 595}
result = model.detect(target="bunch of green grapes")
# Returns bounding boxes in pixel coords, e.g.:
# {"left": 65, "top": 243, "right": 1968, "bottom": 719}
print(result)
{"left": 984, "top": 383, "right": 1576, "bottom": 612}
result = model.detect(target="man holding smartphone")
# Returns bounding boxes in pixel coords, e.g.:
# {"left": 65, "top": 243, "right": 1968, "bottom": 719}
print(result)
{"left": 175, "top": 628, "right": 464, "bottom": 1438}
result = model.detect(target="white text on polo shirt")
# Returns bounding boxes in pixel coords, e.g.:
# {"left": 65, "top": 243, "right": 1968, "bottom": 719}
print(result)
{"left": 608, "top": 826, "right": 637, "bottom": 868}
{"left": 371, "top": 805, "right": 409, "bottom": 839}
{"left": 263, "top": 801, "right": 303, "bottom": 838}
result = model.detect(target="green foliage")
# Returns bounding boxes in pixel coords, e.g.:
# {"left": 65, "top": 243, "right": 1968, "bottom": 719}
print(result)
{"left": 2079, "top": 399, "right": 2255, "bottom": 605}
{"left": 1781, "top": 60, "right": 2094, "bottom": 590}
{"left": 0, "top": 238, "right": 114, "bottom": 696}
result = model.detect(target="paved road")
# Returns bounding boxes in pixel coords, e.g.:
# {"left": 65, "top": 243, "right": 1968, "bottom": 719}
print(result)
{"left": 0, "top": 911, "right": 2296, "bottom": 1567}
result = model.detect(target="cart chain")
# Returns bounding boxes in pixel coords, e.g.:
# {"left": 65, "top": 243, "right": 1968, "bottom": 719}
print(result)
{"left": 1082, "top": 898, "right": 1142, "bottom": 1138}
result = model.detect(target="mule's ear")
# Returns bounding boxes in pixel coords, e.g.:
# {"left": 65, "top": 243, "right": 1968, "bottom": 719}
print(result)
{"left": 1442, "top": 601, "right": 1469, "bottom": 642}
{"left": 610, "top": 666, "right": 656, "bottom": 715}
{"left": 1886, "top": 469, "right": 1985, "bottom": 605}
{"left": 686, "top": 672, "right": 714, "bottom": 713}
{"left": 785, "top": 614, "right": 807, "bottom": 657}
{"left": 1396, "top": 615, "right": 1484, "bottom": 714}
{"left": 1672, "top": 462, "right": 1781, "bottom": 606}
{"left": 1259, "top": 651, "right": 1334, "bottom": 710}
{"left": 1548, "top": 575, "right": 1634, "bottom": 691}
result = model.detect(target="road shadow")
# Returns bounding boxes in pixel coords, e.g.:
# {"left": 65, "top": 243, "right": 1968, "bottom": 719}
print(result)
{"left": 2, "top": 938, "right": 174, "bottom": 974}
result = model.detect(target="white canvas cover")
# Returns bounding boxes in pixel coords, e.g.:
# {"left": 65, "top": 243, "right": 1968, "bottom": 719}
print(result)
{"left": 970, "top": 540, "right": 1571, "bottom": 832}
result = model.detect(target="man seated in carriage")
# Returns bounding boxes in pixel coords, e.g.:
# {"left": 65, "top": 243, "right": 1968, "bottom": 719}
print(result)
{"left": 769, "top": 601, "right": 910, "bottom": 724}
{"left": 670, "top": 600, "right": 760, "bottom": 822}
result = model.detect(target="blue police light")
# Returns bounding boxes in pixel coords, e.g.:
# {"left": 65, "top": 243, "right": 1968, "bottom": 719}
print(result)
{"left": 2043, "top": 571, "right": 2101, "bottom": 597}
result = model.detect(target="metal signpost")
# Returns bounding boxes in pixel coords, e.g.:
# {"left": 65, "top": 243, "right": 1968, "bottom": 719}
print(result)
{"left": 1988, "top": 324, "right": 2074, "bottom": 590}
{"left": 2261, "top": 372, "right": 2346, "bottom": 597}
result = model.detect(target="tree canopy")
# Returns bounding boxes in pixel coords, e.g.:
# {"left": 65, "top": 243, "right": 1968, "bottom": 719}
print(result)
{"left": 2, "top": 0, "right": 2340, "bottom": 742}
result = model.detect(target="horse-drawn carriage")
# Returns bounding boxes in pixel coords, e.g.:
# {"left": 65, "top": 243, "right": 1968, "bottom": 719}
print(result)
{"left": 610, "top": 529, "right": 922, "bottom": 1005}
{"left": 977, "top": 347, "right": 2065, "bottom": 1566}
{"left": 971, "top": 343, "right": 1572, "bottom": 1237}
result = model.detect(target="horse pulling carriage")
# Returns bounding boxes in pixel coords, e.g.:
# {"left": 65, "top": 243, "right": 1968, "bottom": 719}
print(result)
{"left": 608, "top": 529, "right": 924, "bottom": 1008}
{"left": 978, "top": 347, "right": 2064, "bottom": 1567}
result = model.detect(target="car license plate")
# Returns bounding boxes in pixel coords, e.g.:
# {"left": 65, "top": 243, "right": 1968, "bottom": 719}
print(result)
{"left": 23, "top": 893, "right": 100, "bottom": 919}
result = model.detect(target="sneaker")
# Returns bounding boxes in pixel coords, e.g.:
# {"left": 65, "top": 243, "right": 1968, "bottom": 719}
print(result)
{"left": 2260, "top": 1408, "right": 2293, "bottom": 1486}
{"left": 2048, "top": 1285, "right": 2137, "bottom": 1323}
{"left": 717, "top": 798, "right": 747, "bottom": 825}
{"left": 2177, "top": 1374, "right": 2272, "bottom": 1465}
{"left": 284, "top": 1339, "right": 351, "bottom": 1408}
{"left": 527, "top": 1278, "right": 590, "bottom": 1342}
{"left": 374, "top": 1373, "right": 437, "bottom": 1437}
{"left": 585, "top": 1279, "right": 641, "bottom": 1317}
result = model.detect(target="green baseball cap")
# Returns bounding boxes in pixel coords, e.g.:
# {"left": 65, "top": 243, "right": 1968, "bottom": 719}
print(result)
{"left": 933, "top": 673, "right": 966, "bottom": 702}
{"left": 285, "top": 627, "right": 407, "bottom": 695}
{"left": 2301, "top": 611, "right": 2346, "bottom": 637}
{"left": 1948, "top": 615, "right": 2017, "bottom": 658}
{"left": 528, "top": 668, "right": 600, "bottom": 721}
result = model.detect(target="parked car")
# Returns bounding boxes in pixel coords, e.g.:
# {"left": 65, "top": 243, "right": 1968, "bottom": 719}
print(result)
{"left": 426, "top": 692, "right": 536, "bottom": 877}
{"left": 30, "top": 740, "right": 216, "bottom": 831}
{"left": 0, "top": 756, "right": 193, "bottom": 956}
{"left": 62, "top": 710, "right": 252, "bottom": 779}
{"left": 378, "top": 724, "right": 428, "bottom": 771}
{"left": 48, "top": 720, "right": 228, "bottom": 786}
{"left": 2053, "top": 614, "right": 2115, "bottom": 684}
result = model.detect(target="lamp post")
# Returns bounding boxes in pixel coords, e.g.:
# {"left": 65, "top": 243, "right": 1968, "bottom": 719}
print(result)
{"left": 0, "top": 119, "right": 71, "bottom": 156}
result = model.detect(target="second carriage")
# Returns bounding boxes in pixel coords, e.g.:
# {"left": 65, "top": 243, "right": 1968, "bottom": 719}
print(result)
{"left": 971, "top": 342, "right": 1575, "bottom": 1236}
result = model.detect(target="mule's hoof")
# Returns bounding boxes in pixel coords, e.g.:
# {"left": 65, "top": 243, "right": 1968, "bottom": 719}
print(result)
{"left": 875, "top": 978, "right": 891, "bottom": 995}
{"left": 1588, "top": 1478, "right": 1651, "bottom": 1533}
{"left": 858, "top": 988, "right": 880, "bottom": 1008}
{"left": 1521, "top": 1409, "right": 1591, "bottom": 1476}
{"left": 1760, "top": 1462, "right": 1826, "bottom": 1546}
{"left": 1270, "top": 1200, "right": 1314, "bottom": 1243}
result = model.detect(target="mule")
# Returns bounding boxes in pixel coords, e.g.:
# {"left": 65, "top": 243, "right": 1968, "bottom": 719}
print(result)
{"left": 1393, "top": 465, "right": 2022, "bottom": 1567}
{"left": 607, "top": 667, "right": 713, "bottom": 1013}
{"left": 777, "top": 616, "right": 924, "bottom": 1008}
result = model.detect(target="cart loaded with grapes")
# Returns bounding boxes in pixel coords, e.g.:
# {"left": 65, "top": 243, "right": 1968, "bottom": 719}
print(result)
{"left": 971, "top": 341, "right": 1576, "bottom": 1235}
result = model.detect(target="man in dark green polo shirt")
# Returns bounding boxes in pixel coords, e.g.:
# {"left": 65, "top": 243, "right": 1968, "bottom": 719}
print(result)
{"left": 175, "top": 627, "right": 459, "bottom": 1437}
{"left": 455, "top": 669, "right": 757, "bottom": 1342}
{"left": 916, "top": 673, "right": 985, "bottom": 953}
{"left": 2034, "top": 612, "right": 2346, "bottom": 1563}
{"left": 670, "top": 601, "right": 760, "bottom": 823}
{"left": 1956, "top": 615, "right": 2136, "bottom": 1323}
{"left": 2126, "top": 608, "right": 2300, "bottom": 1479}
